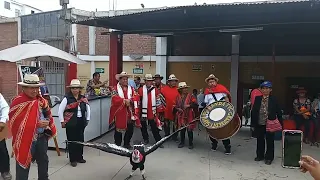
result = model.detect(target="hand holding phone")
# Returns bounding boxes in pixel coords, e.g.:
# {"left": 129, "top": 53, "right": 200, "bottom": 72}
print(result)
{"left": 299, "top": 155, "right": 320, "bottom": 180}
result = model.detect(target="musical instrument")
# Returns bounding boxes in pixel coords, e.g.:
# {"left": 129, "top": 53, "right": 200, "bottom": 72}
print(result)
{"left": 158, "top": 93, "right": 166, "bottom": 107}
{"left": 130, "top": 94, "right": 141, "bottom": 127}
{"left": 200, "top": 101, "right": 241, "bottom": 140}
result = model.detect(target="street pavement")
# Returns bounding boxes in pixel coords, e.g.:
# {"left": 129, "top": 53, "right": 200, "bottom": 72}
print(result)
{"left": 3, "top": 127, "right": 319, "bottom": 180}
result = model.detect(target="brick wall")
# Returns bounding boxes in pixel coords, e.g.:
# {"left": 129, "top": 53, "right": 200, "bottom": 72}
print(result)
{"left": 95, "top": 27, "right": 109, "bottom": 55}
{"left": 123, "top": 34, "right": 156, "bottom": 55}
{"left": 77, "top": 24, "right": 89, "bottom": 55}
{"left": 76, "top": 25, "right": 156, "bottom": 55}
{"left": 0, "top": 21, "right": 18, "bottom": 102}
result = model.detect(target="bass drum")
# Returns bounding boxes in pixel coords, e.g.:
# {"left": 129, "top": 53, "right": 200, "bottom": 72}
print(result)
{"left": 200, "top": 101, "right": 241, "bottom": 140}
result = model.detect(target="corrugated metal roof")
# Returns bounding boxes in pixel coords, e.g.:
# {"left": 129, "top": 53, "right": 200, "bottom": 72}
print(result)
{"left": 74, "top": 0, "right": 315, "bottom": 23}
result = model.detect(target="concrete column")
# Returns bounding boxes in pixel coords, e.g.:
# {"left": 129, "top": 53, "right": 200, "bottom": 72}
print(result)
{"left": 156, "top": 37, "right": 168, "bottom": 82}
{"left": 230, "top": 35, "right": 240, "bottom": 111}
{"left": 89, "top": 26, "right": 96, "bottom": 55}
{"left": 90, "top": 61, "right": 95, "bottom": 77}
{"left": 109, "top": 32, "right": 123, "bottom": 86}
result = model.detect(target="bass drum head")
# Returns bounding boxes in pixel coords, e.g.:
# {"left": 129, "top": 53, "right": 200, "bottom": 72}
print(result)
{"left": 206, "top": 114, "right": 241, "bottom": 140}
{"left": 200, "top": 101, "right": 235, "bottom": 130}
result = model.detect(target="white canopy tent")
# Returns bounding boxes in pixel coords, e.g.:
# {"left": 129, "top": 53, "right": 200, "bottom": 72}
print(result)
{"left": 0, "top": 40, "right": 86, "bottom": 64}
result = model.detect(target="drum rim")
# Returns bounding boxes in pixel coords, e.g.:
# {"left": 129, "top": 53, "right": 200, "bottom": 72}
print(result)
{"left": 207, "top": 115, "right": 241, "bottom": 140}
{"left": 200, "top": 101, "right": 235, "bottom": 130}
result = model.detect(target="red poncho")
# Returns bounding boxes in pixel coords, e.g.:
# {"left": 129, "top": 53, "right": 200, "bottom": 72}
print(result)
{"left": 8, "top": 93, "right": 57, "bottom": 169}
{"left": 204, "top": 84, "right": 232, "bottom": 102}
{"left": 175, "top": 93, "right": 197, "bottom": 130}
{"left": 109, "top": 85, "right": 141, "bottom": 131}
{"left": 161, "top": 85, "right": 179, "bottom": 121}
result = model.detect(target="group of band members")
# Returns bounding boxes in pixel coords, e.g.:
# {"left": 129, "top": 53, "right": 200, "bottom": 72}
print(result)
{"left": 108, "top": 72, "right": 235, "bottom": 153}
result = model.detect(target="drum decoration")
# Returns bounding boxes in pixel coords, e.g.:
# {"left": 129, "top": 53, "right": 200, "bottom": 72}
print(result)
{"left": 200, "top": 101, "right": 241, "bottom": 140}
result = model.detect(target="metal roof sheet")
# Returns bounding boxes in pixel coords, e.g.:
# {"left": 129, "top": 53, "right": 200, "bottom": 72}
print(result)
{"left": 74, "top": 0, "right": 315, "bottom": 23}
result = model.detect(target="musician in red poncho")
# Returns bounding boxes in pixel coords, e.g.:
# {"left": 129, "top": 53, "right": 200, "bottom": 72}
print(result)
{"left": 160, "top": 74, "right": 180, "bottom": 141}
{"left": 153, "top": 74, "right": 166, "bottom": 122}
{"left": 109, "top": 72, "right": 141, "bottom": 149}
{"left": 174, "top": 82, "right": 198, "bottom": 149}
{"left": 9, "top": 74, "right": 57, "bottom": 180}
{"left": 153, "top": 74, "right": 165, "bottom": 91}
{"left": 203, "top": 74, "right": 232, "bottom": 155}
{"left": 138, "top": 74, "right": 163, "bottom": 146}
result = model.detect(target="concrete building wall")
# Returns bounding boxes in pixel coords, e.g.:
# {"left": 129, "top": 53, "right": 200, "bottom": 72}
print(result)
{"left": 0, "top": 20, "right": 18, "bottom": 101}
{"left": 0, "top": 0, "right": 41, "bottom": 17}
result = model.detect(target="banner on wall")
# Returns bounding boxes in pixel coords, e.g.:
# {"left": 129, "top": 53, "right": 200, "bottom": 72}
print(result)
{"left": 18, "top": 65, "right": 49, "bottom": 95}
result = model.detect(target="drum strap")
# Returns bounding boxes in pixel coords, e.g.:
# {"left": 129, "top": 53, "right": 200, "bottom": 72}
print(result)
{"left": 211, "top": 93, "right": 225, "bottom": 102}
{"left": 211, "top": 93, "right": 218, "bottom": 101}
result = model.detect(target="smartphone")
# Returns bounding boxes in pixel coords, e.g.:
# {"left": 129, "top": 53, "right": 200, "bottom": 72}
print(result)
{"left": 282, "top": 130, "right": 303, "bottom": 168}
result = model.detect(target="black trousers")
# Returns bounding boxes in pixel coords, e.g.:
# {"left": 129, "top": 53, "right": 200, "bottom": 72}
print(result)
{"left": 210, "top": 137, "right": 231, "bottom": 149}
{"left": 294, "top": 114, "right": 309, "bottom": 130}
{"left": 141, "top": 119, "right": 162, "bottom": 142}
{"left": 180, "top": 128, "right": 193, "bottom": 145}
{"left": 256, "top": 125, "right": 275, "bottom": 161}
{"left": 140, "top": 120, "right": 149, "bottom": 141}
{"left": 0, "top": 139, "right": 10, "bottom": 173}
{"left": 163, "top": 119, "right": 178, "bottom": 140}
{"left": 305, "top": 117, "right": 320, "bottom": 142}
{"left": 16, "top": 135, "right": 49, "bottom": 180}
{"left": 114, "top": 123, "right": 134, "bottom": 146}
{"left": 66, "top": 120, "right": 85, "bottom": 163}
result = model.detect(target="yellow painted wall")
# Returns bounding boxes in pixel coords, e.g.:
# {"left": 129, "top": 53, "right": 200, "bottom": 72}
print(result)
{"left": 168, "top": 62, "right": 231, "bottom": 91}
{"left": 77, "top": 62, "right": 91, "bottom": 88}
{"left": 77, "top": 61, "right": 157, "bottom": 86}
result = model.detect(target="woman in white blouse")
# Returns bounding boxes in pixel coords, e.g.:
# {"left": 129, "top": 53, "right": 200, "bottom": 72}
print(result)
{"left": 58, "top": 79, "right": 91, "bottom": 167}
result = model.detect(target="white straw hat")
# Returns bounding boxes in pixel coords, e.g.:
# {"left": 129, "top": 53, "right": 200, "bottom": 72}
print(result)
{"left": 17, "top": 74, "right": 45, "bottom": 87}
{"left": 67, "top": 79, "right": 83, "bottom": 88}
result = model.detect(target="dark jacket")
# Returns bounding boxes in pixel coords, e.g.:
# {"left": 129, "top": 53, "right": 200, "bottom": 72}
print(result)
{"left": 64, "top": 93, "right": 87, "bottom": 127}
{"left": 251, "top": 95, "right": 283, "bottom": 128}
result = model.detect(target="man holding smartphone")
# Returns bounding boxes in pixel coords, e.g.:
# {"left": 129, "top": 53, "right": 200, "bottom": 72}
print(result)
{"left": 0, "top": 93, "right": 12, "bottom": 180}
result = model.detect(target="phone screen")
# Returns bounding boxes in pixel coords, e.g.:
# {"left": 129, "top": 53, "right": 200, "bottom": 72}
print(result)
{"left": 283, "top": 131, "right": 302, "bottom": 168}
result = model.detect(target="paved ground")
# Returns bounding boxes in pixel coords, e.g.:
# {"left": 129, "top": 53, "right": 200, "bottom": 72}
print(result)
{"left": 3, "top": 126, "right": 319, "bottom": 180}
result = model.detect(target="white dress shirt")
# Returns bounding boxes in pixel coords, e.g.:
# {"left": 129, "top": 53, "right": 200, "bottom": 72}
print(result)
{"left": 204, "top": 93, "right": 227, "bottom": 105}
{"left": 58, "top": 97, "right": 91, "bottom": 122}
{"left": 0, "top": 93, "right": 9, "bottom": 123}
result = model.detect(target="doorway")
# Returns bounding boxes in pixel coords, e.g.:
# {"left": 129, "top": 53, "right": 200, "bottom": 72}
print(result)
{"left": 285, "top": 77, "right": 320, "bottom": 115}
{"left": 238, "top": 82, "right": 262, "bottom": 126}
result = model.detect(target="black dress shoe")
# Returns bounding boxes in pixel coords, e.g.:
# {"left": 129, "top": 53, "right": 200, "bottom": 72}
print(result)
{"left": 265, "top": 160, "right": 272, "bottom": 165}
{"left": 254, "top": 157, "right": 264, "bottom": 161}
{"left": 144, "top": 139, "right": 149, "bottom": 144}
{"left": 178, "top": 143, "right": 184, "bottom": 148}
{"left": 70, "top": 162, "right": 77, "bottom": 167}
{"left": 78, "top": 159, "right": 86, "bottom": 163}
{"left": 123, "top": 145, "right": 133, "bottom": 150}
{"left": 188, "top": 144, "right": 194, "bottom": 149}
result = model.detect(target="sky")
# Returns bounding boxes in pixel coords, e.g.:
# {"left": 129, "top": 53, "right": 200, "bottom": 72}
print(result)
{"left": 18, "top": 0, "right": 258, "bottom": 12}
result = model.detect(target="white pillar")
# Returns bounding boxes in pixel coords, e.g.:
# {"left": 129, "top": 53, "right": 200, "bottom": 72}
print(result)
{"left": 230, "top": 35, "right": 240, "bottom": 111}
{"left": 89, "top": 26, "right": 96, "bottom": 77}
{"left": 89, "top": 26, "right": 96, "bottom": 55}
{"left": 156, "top": 37, "right": 168, "bottom": 83}
{"left": 90, "top": 61, "right": 95, "bottom": 77}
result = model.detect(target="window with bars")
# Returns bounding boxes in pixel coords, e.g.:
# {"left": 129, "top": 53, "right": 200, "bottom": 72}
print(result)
{"left": 15, "top": 9, "right": 21, "bottom": 17}
{"left": 4, "top": 1, "right": 10, "bottom": 10}
{"left": 40, "top": 61, "right": 65, "bottom": 99}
